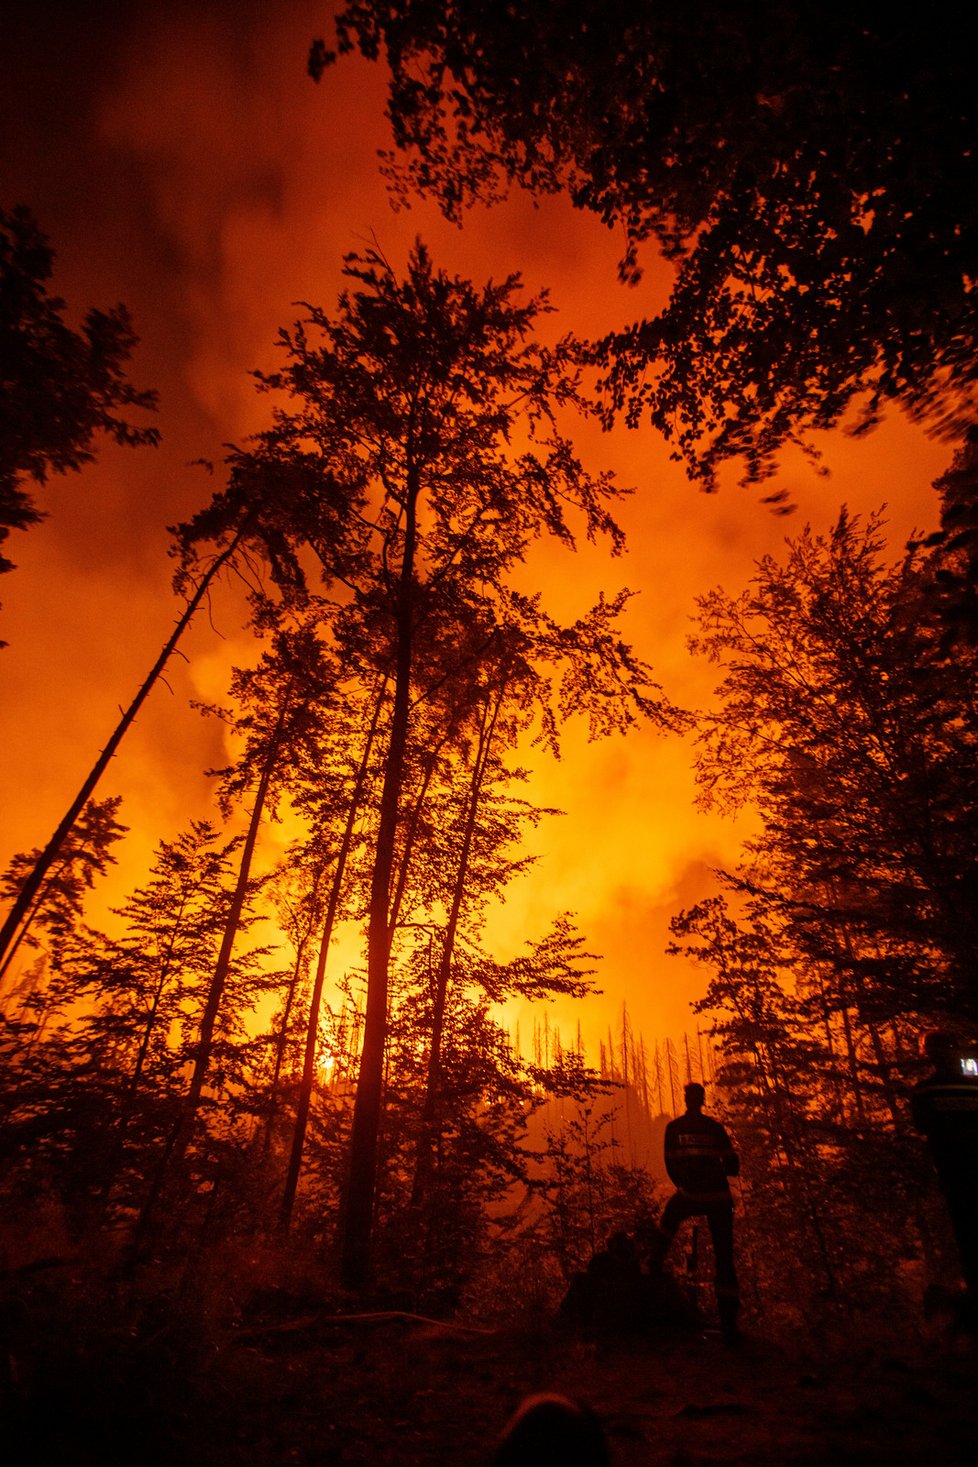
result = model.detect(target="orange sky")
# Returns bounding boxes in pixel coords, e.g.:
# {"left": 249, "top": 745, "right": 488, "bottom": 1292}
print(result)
{"left": 0, "top": 1, "right": 953, "bottom": 1058}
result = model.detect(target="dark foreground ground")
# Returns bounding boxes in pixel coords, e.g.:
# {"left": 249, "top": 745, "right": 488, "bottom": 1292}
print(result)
{"left": 4, "top": 1268, "right": 978, "bottom": 1466}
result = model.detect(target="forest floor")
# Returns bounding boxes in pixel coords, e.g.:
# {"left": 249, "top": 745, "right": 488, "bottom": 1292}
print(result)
{"left": 4, "top": 1258, "right": 978, "bottom": 1467}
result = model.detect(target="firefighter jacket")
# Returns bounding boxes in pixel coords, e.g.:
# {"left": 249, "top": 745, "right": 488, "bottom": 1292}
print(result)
{"left": 911, "top": 1066, "right": 978, "bottom": 1176}
{"left": 663, "top": 1111, "right": 739, "bottom": 1201}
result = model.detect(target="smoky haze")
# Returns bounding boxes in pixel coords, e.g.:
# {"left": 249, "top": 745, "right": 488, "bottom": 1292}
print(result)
{"left": 0, "top": 0, "right": 948, "bottom": 1051}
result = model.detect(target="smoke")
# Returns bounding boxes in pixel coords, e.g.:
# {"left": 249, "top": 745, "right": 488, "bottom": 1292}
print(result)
{"left": 0, "top": 0, "right": 949, "bottom": 1054}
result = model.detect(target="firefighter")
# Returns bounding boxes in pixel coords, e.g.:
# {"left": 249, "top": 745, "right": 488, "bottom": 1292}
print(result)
{"left": 911, "top": 1030, "right": 978, "bottom": 1331}
{"left": 649, "top": 1081, "right": 741, "bottom": 1340}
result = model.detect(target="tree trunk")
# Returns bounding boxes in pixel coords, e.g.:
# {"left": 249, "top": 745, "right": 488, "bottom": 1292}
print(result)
{"left": 0, "top": 853, "right": 72, "bottom": 990}
{"left": 262, "top": 925, "right": 314, "bottom": 1157}
{"left": 340, "top": 465, "right": 419, "bottom": 1289}
{"left": 178, "top": 697, "right": 292, "bottom": 1142}
{"left": 411, "top": 689, "right": 501, "bottom": 1208}
{"left": 385, "top": 736, "right": 444, "bottom": 938}
{"left": 94, "top": 914, "right": 187, "bottom": 1217}
{"left": 133, "top": 676, "right": 293, "bottom": 1245}
{"left": 0, "top": 536, "right": 241, "bottom": 973}
{"left": 279, "top": 680, "right": 386, "bottom": 1227}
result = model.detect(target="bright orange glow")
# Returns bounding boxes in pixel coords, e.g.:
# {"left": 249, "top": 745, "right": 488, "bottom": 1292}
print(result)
{"left": 0, "top": 1, "right": 950, "bottom": 1067}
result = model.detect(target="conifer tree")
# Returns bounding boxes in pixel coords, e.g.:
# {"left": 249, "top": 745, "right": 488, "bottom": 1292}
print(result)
{"left": 134, "top": 626, "right": 339, "bottom": 1237}
{"left": 670, "top": 506, "right": 978, "bottom": 1307}
{"left": 0, "top": 795, "right": 127, "bottom": 995}
{"left": 80, "top": 823, "right": 241, "bottom": 1201}
{"left": 0, "top": 823, "right": 246, "bottom": 1229}
{"left": 181, "top": 243, "right": 669, "bottom": 1286}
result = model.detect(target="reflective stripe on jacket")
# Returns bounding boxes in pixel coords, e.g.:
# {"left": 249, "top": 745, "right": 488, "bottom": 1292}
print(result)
{"left": 664, "top": 1112, "right": 739, "bottom": 1198}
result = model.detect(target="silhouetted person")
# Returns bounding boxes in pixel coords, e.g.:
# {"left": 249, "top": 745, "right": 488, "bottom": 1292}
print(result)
{"left": 559, "top": 1230, "right": 644, "bottom": 1333}
{"left": 649, "top": 1081, "right": 741, "bottom": 1339}
{"left": 493, "top": 1394, "right": 610, "bottom": 1467}
{"left": 560, "top": 1226, "right": 698, "bottom": 1336}
{"left": 911, "top": 1030, "right": 978, "bottom": 1331}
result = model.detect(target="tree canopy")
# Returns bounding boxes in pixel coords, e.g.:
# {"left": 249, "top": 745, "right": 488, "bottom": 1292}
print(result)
{"left": 0, "top": 205, "right": 158, "bottom": 575}
{"left": 687, "top": 507, "right": 978, "bottom": 1022}
{"left": 317, "top": 3, "right": 978, "bottom": 486}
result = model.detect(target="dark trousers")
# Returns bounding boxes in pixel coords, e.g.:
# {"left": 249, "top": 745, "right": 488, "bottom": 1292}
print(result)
{"left": 937, "top": 1170, "right": 978, "bottom": 1297}
{"left": 652, "top": 1191, "right": 740, "bottom": 1329}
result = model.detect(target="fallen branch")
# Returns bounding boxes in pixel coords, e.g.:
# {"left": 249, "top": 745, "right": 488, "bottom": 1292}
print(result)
{"left": 233, "top": 1308, "right": 497, "bottom": 1341}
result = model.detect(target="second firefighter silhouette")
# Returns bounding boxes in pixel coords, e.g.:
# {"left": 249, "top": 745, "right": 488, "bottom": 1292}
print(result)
{"left": 911, "top": 1031, "right": 978, "bottom": 1331}
{"left": 649, "top": 1081, "right": 741, "bottom": 1338}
